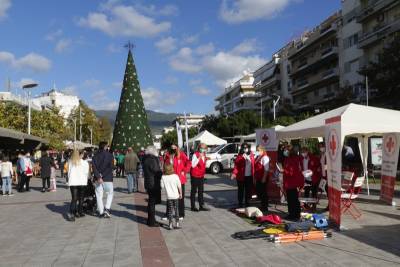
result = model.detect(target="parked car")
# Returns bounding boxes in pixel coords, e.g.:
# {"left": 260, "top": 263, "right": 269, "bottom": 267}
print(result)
{"left": 206, "top": 142, "right": 256, "bottom": 174}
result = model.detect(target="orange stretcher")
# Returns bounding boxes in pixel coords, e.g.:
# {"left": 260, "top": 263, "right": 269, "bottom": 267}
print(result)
{"left": 269, "top": 230, "right": 332, "bottom": 243}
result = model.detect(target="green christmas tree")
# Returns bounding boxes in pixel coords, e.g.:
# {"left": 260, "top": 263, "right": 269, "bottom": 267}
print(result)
{"left": 111, "top": 48, "right": 153, "bottom": 152}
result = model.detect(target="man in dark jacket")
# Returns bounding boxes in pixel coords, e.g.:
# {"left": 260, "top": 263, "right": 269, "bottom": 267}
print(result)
{"left": 142, "top": 145, "right": 162, "bottom": 227}
{"left": 92, "top": 141, "right": 114, "bottom": 218}
{"left": 39, "top": 151, "right": 54, "bottom": 192}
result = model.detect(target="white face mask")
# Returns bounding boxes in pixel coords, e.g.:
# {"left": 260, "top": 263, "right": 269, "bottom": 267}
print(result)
{"left": 301, "top": 152, "right": 307, "bottom": 157}
{"left": 244, "top": 148, "right": 250, "bottom": 154}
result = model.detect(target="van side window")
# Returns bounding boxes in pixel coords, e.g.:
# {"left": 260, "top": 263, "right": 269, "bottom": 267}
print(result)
{"left": 220, "top": 144, "right": 236, "bottom": 154}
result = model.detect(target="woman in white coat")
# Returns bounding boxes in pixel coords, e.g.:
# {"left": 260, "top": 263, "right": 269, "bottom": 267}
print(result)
{"left": 68, "top": 150, "right": 89, "bottom": 221}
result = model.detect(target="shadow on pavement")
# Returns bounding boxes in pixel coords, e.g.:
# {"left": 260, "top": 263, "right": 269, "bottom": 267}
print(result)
{"left": 46, "top": 202, "right": 70, "bottom": 221}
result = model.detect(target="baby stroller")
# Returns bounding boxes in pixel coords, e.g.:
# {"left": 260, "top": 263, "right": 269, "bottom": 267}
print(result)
{"left": 82, "top": 179, "right": 97, "bottom": 216}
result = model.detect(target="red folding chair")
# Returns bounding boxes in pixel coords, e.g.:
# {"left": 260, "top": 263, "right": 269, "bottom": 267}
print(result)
{"left": 341, "top": 176, "right": 365, "bottom": 219}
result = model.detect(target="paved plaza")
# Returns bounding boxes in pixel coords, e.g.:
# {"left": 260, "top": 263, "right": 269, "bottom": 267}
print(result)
{"left": 0, "top": 173, "right": 399, "bottom": 267}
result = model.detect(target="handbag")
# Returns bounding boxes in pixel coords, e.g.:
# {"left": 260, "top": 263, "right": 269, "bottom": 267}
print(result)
{"left": 26, "top": 166, "right": 33, "bottom": 176}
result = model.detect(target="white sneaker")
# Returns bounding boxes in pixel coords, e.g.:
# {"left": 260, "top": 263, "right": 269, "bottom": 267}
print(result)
{"left": 161, "top": 217, "right": 168, "bottom": 221}
{"left": 179, "top": 217, "right": 184, "bottom": 221}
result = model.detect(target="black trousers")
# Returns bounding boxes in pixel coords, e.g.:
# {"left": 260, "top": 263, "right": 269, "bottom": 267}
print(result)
{"left": 256, "top": 180, "right": 268, "bottom": 211}
{"left": 70, "top": 186, "right": 85, "bottom": 215}
{"left": 167, "top": 184, "right": 185, "bottom": 218}
{"left": 167, "top": 199, "right": 179, "bottom": 224}
{"left": 42, "top": 177, "right": 50, "bottom": 189}
{"left": 147, "top": 190, "right": 157, "bottom": 226}
{"left": 18, "top": 174, "right": 30, "bottom": 191}
{"left": 286, "top": 188, "right": 300, "bottom": 219}
{"left": 237, "top": 176, "right": 253, "bottom": 207}
{"left": 304, "top": 183, "right": 318, "bottom": 198}
{"left": 190, "top": 176, "right": 204, "bottom": 209}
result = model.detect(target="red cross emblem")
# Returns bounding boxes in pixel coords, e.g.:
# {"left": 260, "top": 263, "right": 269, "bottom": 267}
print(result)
{"left": 328, "top": 129, "right": 338, "bottom": 161}
{"left": 384, "top": 135, "right": 397, "bottom": 156}
{"left": 262, "top": 133, "right": 269, "bottom": 144}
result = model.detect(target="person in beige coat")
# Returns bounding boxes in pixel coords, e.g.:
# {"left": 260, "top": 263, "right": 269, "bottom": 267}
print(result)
{"left": 124, "top": 147, "right": 139, "bottom": 193}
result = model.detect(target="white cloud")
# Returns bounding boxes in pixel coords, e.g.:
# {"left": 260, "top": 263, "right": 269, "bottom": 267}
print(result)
{"left": 164, "top": 76, "right": 178, "bottom": 85}
{"left": 90, "top": 89, "right": 119, "bottom": 110}
{"left": 0, "top": 51, "right": 51, "bottom": 72}
{"left": 231, "top": 39, "right": 259, "bottom": 55}
{"left": 220, "top": 0, "right": 293, "bottom": 24}
{"left": 112, "top": 81, "right": 122, "bottom": 88}
{"left": 202, "top": 51, "right": 265, "bottom": 88}
{"left": 169, "top": 47, "right": 202, "bottom": 73}
{"left": 55, "top": 38, "right": 72, "bottom": 53}
{"left": 0, "top": 0, "right": 11, "bottom": 19}
{"left": 189, "top": 79, "right": 202, "bottom": 86}
{"left": 45, "top": 29, "right": 63, "bottom": 41}
{"left": 182, "top": 34, "right": 199, "bottom": 45}
{"left": 155, "top": 36, "right": 177, "bottom": 54}
{"left": 195, "top": 43, "right": 215, "bottom": 55}
{"left": 192, "top": 87, "right": 211, "bottom": 96}
{"left": 79, "top": 4, "right": 171, "bottom": 38}
{"left": 136, "top": 4, "right": 179, "bottom": 17}
{"left": 142, "top": 87, "right": 182, "bottom": 110}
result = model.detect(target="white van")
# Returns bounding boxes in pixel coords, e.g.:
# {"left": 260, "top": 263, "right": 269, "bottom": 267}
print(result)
{"left": 206, "top": 143, "right": 256, "bottom": 174}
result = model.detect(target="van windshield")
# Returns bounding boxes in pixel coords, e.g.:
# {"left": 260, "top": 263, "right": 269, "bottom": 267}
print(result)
{"left": 209, "top": 144, "right": 225, "bottom": 153}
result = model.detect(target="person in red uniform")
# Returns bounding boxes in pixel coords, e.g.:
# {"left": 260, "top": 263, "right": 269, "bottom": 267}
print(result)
{"left": 282, "top": 145, "right": 304, "bottom": 220}
{"left": 231, "top": 143, "right": 254, "bottom": 208}
{"left": 254, "top": 145, "right": 270, "bottom": 211}
{"left": 164, "top": 144, "right": 191, "bottom": 219}
{"left": 190, "top": 143, "right": 210, "bottom": 212}
{"left": 300, "top": 147, "right": 321, "bottom": 198}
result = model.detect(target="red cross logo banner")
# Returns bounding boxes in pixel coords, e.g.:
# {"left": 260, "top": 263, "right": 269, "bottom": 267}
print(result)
{"left": 261, "top": 133, "right": 270, "bottom": 146}
{"left": 328, "top": 129, "right": 339, "bottom": 161}
{"left": 384, "top": 134, "right": 397, "bottom": 156}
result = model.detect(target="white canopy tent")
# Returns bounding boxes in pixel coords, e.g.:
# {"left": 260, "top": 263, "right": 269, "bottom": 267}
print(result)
{"left": 187, "top": 130, "right": 227, "bottom": 146}
{"left": 276, "top": 103, "right": 400, "bottom": 195}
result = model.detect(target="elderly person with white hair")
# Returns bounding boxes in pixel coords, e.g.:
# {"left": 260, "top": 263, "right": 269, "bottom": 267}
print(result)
{"left": 142, "top": 145, "right": 163, "bottom": 227}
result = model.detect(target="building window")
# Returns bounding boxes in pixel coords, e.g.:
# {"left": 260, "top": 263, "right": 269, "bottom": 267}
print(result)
{"left": 344, "top": 62, "right": 351, "bottom": 73}
{"left": 287, "top": 81, "right": 292, "bottom": 91}
{"left": 314, "top": 89, "right": 319, "bottom": 97}
{"left": 51, "top": 100, "right": 56, "bottom": 105}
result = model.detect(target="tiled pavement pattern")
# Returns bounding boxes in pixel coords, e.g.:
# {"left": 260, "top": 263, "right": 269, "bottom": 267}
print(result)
{"left": 0, "top": 173, "right": 399, "bottom": 266}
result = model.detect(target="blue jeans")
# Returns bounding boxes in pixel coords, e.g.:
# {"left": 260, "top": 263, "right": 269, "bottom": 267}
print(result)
{"left": 126, "top": 172, "right": 137, "bottom": 193}
{"left": 95, "top": 182, "right": 114, "bottom": 215}
{"left": 2, "top": 176, "right": 12, "bottom": 194}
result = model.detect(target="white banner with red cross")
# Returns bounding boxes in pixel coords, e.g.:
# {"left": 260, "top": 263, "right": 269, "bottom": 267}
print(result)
{"left": 325, "top": 116, "right": 342, "bottom": 227}
{"left": 256, "top": 128, "right": 278, "bottom": 151}
{"left": 380, "top": 133, "right": 400, "bottom": 205}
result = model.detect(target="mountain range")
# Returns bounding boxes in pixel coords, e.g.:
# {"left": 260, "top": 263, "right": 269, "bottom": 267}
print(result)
{"left": 95, "top": 110, "right": 179, "bottom": 134}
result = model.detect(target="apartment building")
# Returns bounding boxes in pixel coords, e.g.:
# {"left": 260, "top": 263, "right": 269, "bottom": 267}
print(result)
{"left": 174, "top": 114, "right": 205, "bottom": 129}
{"left": 339, "top": 0, "right": 365, "bottom": 100}
{"left": 32, "top": 89, "right": 80, "bottom": 119}
{"left": 214, "top": 72, "right": 258, "bottom": 115}
{"left": 288, "top": 12, "right": 341, "bottom": 111}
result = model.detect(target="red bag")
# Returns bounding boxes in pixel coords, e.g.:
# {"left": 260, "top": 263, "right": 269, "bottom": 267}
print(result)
{"left": 26, "top": 166, "right": 33, "bottom": 176}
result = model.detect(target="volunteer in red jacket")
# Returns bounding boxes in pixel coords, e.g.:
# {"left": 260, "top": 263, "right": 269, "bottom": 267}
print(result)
{"left": 300, "top": 147, "right": 321, "bottom": 198}
{"left": 282, "top": 145, "right": 303, "bottom": 220}
{"left": 164, "top": 144, "right": 191, "bottom": 219}
{"left": 254, "top": 145, "right": 270, "bottom": 211}
{"left": 190, "top": 143, "right": 210, "bottom": 212}
{"left": 231, "top": 143, "right": 254, "bottom": 208}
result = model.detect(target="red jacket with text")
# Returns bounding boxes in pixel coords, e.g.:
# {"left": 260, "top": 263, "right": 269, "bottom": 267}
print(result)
{"left": 283, "top": 155, "right": 304, "bottom": 190}
{"left": 164, "top": 151, "right": 191, "bottom": 184}
{"left": 232, "top": 153, "right": 255, "bottom": 182}
{"left": 300, "top": 154, "right": 321, "bottom": 185}
{"left": 190, "top": 151, "right": 207, "bottom": 178}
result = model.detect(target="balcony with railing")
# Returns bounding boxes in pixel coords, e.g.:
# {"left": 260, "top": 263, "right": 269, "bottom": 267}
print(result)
{"left": 358, "top": 19, "right": 400, "bottom": 48}
{"left": 290, "top": 46, "right": 338, "bottom": 76}
{"left": 357, "top": 0, "right": 398, "bottom": 22}
{"left": 292, "top": 68, "right": 339, "bottom": 94}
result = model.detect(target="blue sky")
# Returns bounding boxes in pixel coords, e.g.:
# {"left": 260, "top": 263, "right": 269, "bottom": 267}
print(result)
{"left": 0, "top": 0, "right": 340, "bottom": 114}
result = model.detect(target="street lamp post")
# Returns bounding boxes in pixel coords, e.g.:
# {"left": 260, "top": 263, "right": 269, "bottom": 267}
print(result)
{"left": 22, "top": 83, "right": 38, "bottom": 135}
{"left": 272, "top": 94, "right": 281, "bottom": 121}
{"left": 89, "top": 126, "right": 93, "bottom": 145}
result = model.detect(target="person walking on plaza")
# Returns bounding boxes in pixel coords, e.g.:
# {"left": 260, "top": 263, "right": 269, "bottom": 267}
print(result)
{"left": 164, "top": 144, "right": 190, "bottom": 219}
{"left": 22, "top": 152, "right": 33, "bottom": 192}
{"left": 92, "top": 142, "right": 114, "bottom": 218}
{"left": 282, "top": 145, "right": 304, "bottom": 221}
{"left": 143, "top": 146, "right": 163, "bottom": 227}
{"left": 116, "top": 151, "right": 125, "bottom": 177}
{"left": 190, "top": 143, "right": 209, "bottom": 212}
{"left": 254, "top": 145, "right": 270, "bottom": 212}
{"left": 50, "top": 157, "right": 58, "bottom": 192}
{"left": 124, "top": 147, "right": 139, "bottom": 193}
{"left": 17, "top": 153, "right": 25, "bottom": 192}
{"left": 161, "top": 164, "right": 182, "bottom": 230}
{"left": 39, "top": 151, "right": 54, "bottom": 192}
{"left": 1, "top": 156, "right": 14, "bottom": 196}
{"left": 231, "top": 143, "right": 255, "bottom": 208}
{"left": 68, "top": 150, "right": 90, "bottom": 221}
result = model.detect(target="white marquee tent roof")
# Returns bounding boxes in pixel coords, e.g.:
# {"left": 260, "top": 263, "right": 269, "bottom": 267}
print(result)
{"left": 277, "top": 103, "right": 400, "bottom": 140}
{"left": 188, "top": 130, "right": 227, "bottom": 146}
